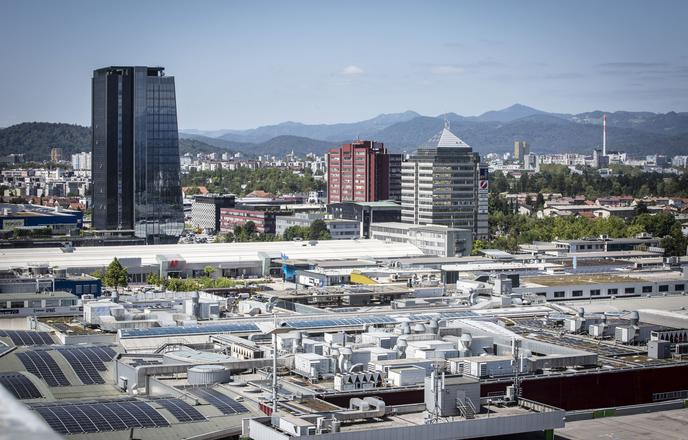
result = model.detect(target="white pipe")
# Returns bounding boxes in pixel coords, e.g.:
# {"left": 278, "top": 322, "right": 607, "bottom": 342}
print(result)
{"left": 272, "top": 332, "right": 277, "bottom": 414}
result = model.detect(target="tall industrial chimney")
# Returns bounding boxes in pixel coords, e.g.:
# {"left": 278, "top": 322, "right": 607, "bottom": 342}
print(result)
{"left": 602, "top": 114, "right": 607, "bottom": 156}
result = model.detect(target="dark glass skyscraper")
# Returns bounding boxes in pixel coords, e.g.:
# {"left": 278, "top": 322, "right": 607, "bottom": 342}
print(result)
{"left": 91, "top": 66, "right": 183, "bottom": 243}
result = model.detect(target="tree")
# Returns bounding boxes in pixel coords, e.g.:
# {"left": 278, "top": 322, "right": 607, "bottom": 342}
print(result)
{"left": 103, "top": 258, "right": 128, "bottom": 290}
{"left": 203, "top": 265, "right": 216, "bottom": 277}
{"left": 471, "top": 239, "right": 486, "bottom": 256}
{"left": 284, "top": 226, "right": 308, "bottom": 241}
{"left": 309, "top": 219, "right": 330, "bottom": 240}
{"left": 634, "top": 201, "right": 649, "bottom": 216}
{"left": 243, "top": 221, "right": 257, "bottom": 236}
{"left": 147, "top": 273, "right": 162, "bottom": 286}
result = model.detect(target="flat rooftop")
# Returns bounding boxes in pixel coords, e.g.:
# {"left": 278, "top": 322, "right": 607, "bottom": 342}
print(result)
{"left": 523, "top": 273, "right": 644, "bottom": 287}
{"left": 0, "top": 239, "right": 424, "bottom": 271}
{"left": 556, "top": 408, "right": 688, "bottom": 440}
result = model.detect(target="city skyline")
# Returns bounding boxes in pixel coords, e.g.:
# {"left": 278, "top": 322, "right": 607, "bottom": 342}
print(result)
{"left": 1, "top": 0, "right": 687, "bottom": 130}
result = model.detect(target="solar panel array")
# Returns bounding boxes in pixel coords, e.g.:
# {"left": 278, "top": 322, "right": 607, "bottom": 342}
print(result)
{"left": 56, "top": 347, "right": 109, "bottom": 385}
{"left": 188, "top": 387, "right": 248, "bottom": 415}
{"left": 30, "top": 399, "right": 170, "bottom": 434}
{"left": 406, "top": 311, "right": 479, "bottom": 321}
{"left": 0, "top": 372, "right": 43, "bottom": 399}
{"left": 284, "top": 315, "right": 397, "bottom": 329}
{"left": 154, "top": 398, "right": 206, "bottom": 422}
{"left": 87, "top": 346, "right": 117, "bottom": 362}
{"left": 0, "top": 330, "right": 53, "bottom": 346}
{"left": 130, "top": 358, "right": 163, "bottom": 367}
{"left": 118, "top": 310, "right": 481, "bottom": 339}
{"left": 16, "top": 351, "right": 70, "bottom": 386}
{"left": 119, "top": 322, "right": 259, "bottom": 338}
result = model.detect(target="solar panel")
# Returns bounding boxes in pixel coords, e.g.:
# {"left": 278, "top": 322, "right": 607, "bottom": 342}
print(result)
{"left": 16, "top": 351, "right": 70, "bottom": 386}
{"left": 89, "top": 346, "right": 117, "bottom": 362}
{"left": 155, "top": 398, "right": 206, "bottom": 422}
{"left": 57, "top": 348, "right": 106, "bottom": 385}
{"left": 130, "top": 358, "right": 163, "bottom": 367}
{"left": 0, "top": 330, "right": 53, "bottom": 346}
{"left": 0, "top": 372, "right": 43, "bottom": 399}
{"left": 119, "top": 322, "right": 260, "bottom": 338}
{"left": 188, "top": 387, "right": 248, "bottom": 415}
{"left": 31, "top": 399, "right": 170, "bottom": 434}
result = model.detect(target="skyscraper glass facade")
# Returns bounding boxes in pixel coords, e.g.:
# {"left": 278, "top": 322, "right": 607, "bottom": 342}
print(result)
{"left": 91, "top": 66, "right": 183, "bottom": 242}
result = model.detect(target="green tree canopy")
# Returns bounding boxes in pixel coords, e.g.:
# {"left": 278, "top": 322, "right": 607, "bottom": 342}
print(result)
{"left": 103, "top": 258, "right": 128, "bottom": 289}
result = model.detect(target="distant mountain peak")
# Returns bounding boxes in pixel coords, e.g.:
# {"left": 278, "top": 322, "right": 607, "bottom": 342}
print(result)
{"left": 476, "top": 104, "right": 548, "bottom": 122}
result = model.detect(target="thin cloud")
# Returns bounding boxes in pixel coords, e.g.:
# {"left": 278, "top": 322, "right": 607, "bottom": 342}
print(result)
{"left": 340, "top": 65, "right": 365, "bottom": 76}
{"left": 596, "top": 62, "right": 668, "bottom": 69}
{"left": 431, "top": 65, "right": 465, "bottom": 75}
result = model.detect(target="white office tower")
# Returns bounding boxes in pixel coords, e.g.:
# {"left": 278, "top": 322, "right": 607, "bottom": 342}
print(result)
{"left": 401, "top": 124, "right": 488, "bottom": 240}
{"left": 71, "top": 152, "right": 92, "bottom": 171}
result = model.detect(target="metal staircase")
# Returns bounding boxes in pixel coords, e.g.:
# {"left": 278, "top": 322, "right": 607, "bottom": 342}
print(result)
{"left": 456, "top": 397, "right": 477, "bottom": 419}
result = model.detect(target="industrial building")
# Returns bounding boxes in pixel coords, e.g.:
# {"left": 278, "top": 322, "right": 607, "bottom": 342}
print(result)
{"left": 1, "top": 237, "right": 688, "bottom": 439}
{"left": 0, "top": 203, "right": 83, "bottom": 234}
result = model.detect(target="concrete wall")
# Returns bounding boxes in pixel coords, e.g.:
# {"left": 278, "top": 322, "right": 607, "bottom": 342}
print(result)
{"left": 246, "top": 409, "right": 565, "bottom": 440}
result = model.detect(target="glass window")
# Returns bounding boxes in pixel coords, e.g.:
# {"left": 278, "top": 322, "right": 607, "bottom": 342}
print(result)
{"left": 659, "top": 285, "right": 669, "bottom": 292}
{"left": 572, "top": 290, "right": 583, "bottom": 297}
{"left": 625, "top": 287, "right": 635, "bottom": 294}
{"left": 676, "top": 284, "right": 685, "bottom": 292}
{"left": 608, "top": 288, "right": 618, "bottom": 295}
{"left": 642, "top": 286, "right": 653, "bottom": 293}
{"left": 590, "top": 289, "right": 601, "bottom": 296}
{"left": 553, "top": 291, "right": 565, "bottom": 298}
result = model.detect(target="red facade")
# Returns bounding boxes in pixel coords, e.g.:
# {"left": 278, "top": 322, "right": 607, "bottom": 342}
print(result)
{"left": 327, "top": 140, "right": 390, "bottom": 204}
{"left": 219, "top": 208, "right": 276, "bottom": 234}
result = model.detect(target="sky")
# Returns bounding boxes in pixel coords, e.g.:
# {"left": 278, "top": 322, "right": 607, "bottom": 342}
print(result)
{"left": 1, "top": 0, "right": 687, "bottom": 130}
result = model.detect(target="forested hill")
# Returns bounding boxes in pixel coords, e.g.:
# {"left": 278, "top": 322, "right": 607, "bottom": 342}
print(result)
{"left": 0, "top": 122, "right": 232, "bottom": 160}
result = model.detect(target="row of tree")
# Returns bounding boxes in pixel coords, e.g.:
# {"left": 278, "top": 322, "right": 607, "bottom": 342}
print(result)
{"left": 215, "top": 220, "right": 331, "bottom": 243}
{"left": 479, "top": 207, "right": 687, "bottom": 256}
{"left": 94, "top": 260, "right": 251, "bottom": 292}
{"left": 490, "top": 164, "right": 688, "bottom": 199}
{"left": 182, "top": 167, "right": 325, "bottom": 196}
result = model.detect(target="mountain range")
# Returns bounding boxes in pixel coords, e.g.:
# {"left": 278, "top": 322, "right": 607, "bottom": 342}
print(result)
{"left": 180, "top": 104, "right": 688, "bottom": 157}
{"left": 2, "top": 105, "right": 687, "bottom": 161}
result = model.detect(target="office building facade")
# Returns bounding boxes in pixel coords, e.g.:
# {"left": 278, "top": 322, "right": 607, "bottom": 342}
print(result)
{"left": 327, "top": 200, "right": 401, "bottom": 238}
{"left": 327, "top": 140, "right": 390, "bottom": 204}
{"left": 370, "top": 222, "right": 473, "bottom": 257}
{"left": 401, "top": 126, "right": 488, "bottom": 240}
{"left": 219, "top": 207, "right": 277, "bottom": 234}
{"left": 514, "top": 141, "right": 529, "bottom": 163}
{"left": 91, "top": 66, "right": 183, "bottom": 243}
{"left": 388, "top": 153, "right": 403, "bottom": 202}
{"left": 191, "top": 194, "right": 236, "bottom": 234}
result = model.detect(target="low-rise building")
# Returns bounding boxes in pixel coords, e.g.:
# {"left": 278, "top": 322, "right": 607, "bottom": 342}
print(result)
{"left": 370, "top": 222, "right": 472, "bottom": 257}
{"left": 0, "top": 203, "right": 83, "bottom": 234}
{"left": 191, "top": 194, "right": 236, "bottom": 234}
{"left": 219, "top": 207, "right": 277, "bottom": 234}
{"left": 327, "top": 200, "right": 401, "bottom": 238}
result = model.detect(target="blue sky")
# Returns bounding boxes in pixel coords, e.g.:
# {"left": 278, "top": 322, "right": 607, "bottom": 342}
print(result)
{"left": 1, "top": 0, "right": 687, "bottom": 129}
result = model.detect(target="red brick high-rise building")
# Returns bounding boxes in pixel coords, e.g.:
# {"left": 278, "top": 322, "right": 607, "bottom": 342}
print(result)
{"left": 327, "top": 141, "right": 391, "bottom": 204}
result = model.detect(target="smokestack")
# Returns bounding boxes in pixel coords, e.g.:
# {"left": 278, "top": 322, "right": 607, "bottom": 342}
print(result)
{"left": 602, "top": 114, "right": 607, "bottom": 156}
